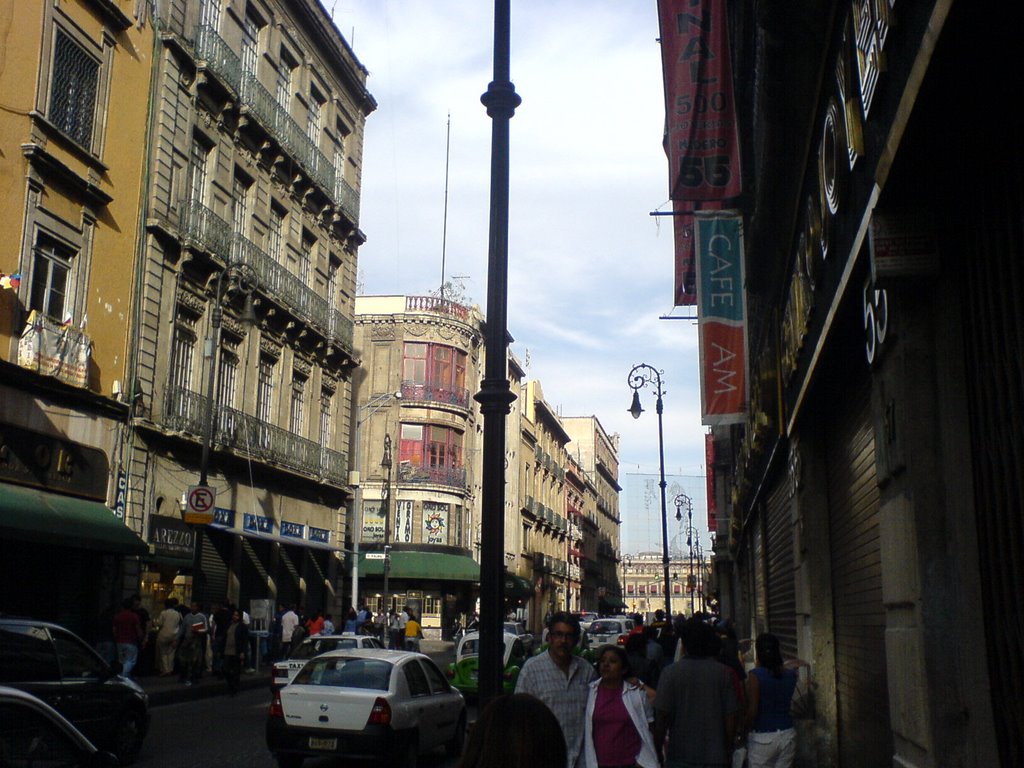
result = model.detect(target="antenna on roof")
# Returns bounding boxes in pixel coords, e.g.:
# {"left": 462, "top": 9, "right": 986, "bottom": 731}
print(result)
{"left": 439, "top": 112, "right": 452, "bottom": 302}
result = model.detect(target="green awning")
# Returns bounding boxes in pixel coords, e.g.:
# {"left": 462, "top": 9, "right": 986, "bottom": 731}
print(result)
{"left": 600, "top": 596, "right": 628, "bottom": 611}
{"left": 357, "top": 551, "right": 479, "bottom": 581}
{"left": 0, "top": 482, "right": 149, "bottom": 555}
{"left": 504, "top": 573, "right": 533, "bottom": 599}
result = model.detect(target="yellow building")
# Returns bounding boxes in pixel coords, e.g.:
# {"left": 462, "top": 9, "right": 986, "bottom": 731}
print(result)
{"left": 0, "top": 0, "right": 152, "bottom": 634}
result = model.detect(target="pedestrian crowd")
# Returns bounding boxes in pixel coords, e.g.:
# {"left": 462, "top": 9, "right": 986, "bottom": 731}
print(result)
{"left": 462, "top": 610, "right": 808, "bottom": 768}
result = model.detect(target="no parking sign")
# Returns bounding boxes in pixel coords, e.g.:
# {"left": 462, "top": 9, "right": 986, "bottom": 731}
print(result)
{"left": 184, "top": 484, "right": 216, "bottom": 525}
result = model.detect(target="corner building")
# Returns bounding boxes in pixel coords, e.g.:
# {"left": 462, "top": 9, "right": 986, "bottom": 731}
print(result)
{"left": 351, "top": 295, "right": 482, "bottom": 636}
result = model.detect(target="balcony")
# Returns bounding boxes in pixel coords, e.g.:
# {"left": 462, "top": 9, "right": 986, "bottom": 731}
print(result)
{"left": 180, "top": 199, "right": 232, "bottom": 260}
{"left": 400, "top": 381, "right": 471, "bottom": 409}
{"left": 162, "top": 384, "right": 347, "bottom": 484}
{"left": 194, "top": 25, "right": 241, "bottom": 93}
{"left": 238, "top": 73, "right": 339, "bottom": 207}
{"left": 405, "top": 295, "right": 469, "bottom": 321}
{"left": 396, "top": 463, "right": 467, "bottom": 490}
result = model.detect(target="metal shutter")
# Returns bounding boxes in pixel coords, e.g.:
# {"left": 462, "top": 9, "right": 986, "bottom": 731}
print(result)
{"left": 198, "top": 529, "right": 230, "bottom": 607}
{"left": 240, "top": 538, "right": 271, "bottom": 604}
{"left": 276, "top": 545, "right": 301, "bottom": 608}
{"left": 826, "top": 382, "right": 890, "bottom": 767}
{"left": 765, "top": 480, "right": 797, "bottom": 659}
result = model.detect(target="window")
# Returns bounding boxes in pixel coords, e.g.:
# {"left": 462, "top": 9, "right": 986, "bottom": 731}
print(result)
{"left": 49, "top": 28, "right": 100, "bottom": 148}
{"left": 276, "top": 50, "right": 296, "bottom": 112}
{"left": 289, "top": 372, "right": 306, "bottom": 434}
{"left": 256, "top": 355, "right": 276, "bottom": 422}
{"left": 319, "top": 390, "right": 332, "bottom": 446}
{"left": 399, "top": 423, "right": 462, "bottom": 470}
{"left": 199, "top": 0, "right": 221, "bottom": 29}
{"left": 402, "top": 342, "right": 468, "bottom": 403}
{"left": 232, "top": 171, "right": 251, "bottom": 236}
{"left": 29, "top": 234, "right": 74, "bottom": 321}
{"left": 333, "top": 142, "right": 346, "bottom": 198}
{"left": 0, "top": 626, "right": 60, "bottom": 683}
{"left": 171, "top": 329, "right": 196, "bottom": 392}
{"left": 217, "top": 351, "right": 238, "bottom": 409}
{"left": 267, "top": 204, "right": 285, "bottom": 262}
{"left": 241, "top": 10, "right": 262, "bottom": 75}
{"left": 299, "top": 234, "right": 314, "bottom": 284}
{"left": 188, "top": 135, "right": 210, "bottom": 204}
{"left": 51, "top": 629, "right": 107, "bottom": 680}
{"left": 307, "top": 87, "right": 323, "bottom": 144}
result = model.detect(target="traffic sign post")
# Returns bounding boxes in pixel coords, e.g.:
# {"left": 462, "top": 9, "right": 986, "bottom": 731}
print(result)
{"left": 184, "top": 484, "right": 216, "bottom": 525}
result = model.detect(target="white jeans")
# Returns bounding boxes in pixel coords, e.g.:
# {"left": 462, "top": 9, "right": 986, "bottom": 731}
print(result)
{"left": 747, "top": 728, "right": 796, "bottom": 768}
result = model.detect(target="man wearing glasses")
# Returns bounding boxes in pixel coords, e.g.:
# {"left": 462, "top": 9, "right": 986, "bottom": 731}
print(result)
{"left": 516, "top": 611, "right": 597, "bottom": 768}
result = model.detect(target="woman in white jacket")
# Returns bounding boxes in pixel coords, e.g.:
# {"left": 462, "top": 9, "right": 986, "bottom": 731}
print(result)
{"left": 583, "top": 645, "right": 661, "bottom": 768}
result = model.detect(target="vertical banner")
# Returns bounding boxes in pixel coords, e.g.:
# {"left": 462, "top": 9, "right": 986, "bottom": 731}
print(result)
{"left": 422, "top": 502, "right": 448, "bottom": 545}
{"left": 705, "top": 433, "right": 717, "bottom": 532}
{"left": 394, "top": 500, "right": 414, "bottom": 543}
{"left": 658, "top": 0, "right": 742, "bottom": 202}
{"left": 695, "top": 212, "right": 747, "bottom": 424}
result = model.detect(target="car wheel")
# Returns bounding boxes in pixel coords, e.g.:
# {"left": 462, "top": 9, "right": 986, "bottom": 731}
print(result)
{"left": 112, "top": 710, "right": 145, "bottom": 765}
{"left": 274, "top": 753, "right": 303, "bottom": 768}
{"left": 390, "top": 731, "right": 418, "bottom": 768}
{"left": 445, "top": 713, "right": 467, "bottom": 757}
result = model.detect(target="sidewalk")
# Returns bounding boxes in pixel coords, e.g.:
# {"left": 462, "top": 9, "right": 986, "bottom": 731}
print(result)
{"left": 139, "top": 640, "right": 454, "bottom": 708}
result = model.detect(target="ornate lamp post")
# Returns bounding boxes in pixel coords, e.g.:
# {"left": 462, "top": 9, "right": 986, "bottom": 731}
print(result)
{"left": 627, "top": 364, "right": 671, "bottom": 617}
{"left": 622, "top": 554, "right": 632, "bottom": 613}
{"left": 380, "top": 434, "right": 393, "bottom": 609}
{"left": 193, "top": 263, "right": 258, "bottom": 604}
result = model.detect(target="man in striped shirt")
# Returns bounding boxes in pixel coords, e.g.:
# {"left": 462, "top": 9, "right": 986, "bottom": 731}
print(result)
{"left": 515, "top": 611, "right": 597, "bottom": 768}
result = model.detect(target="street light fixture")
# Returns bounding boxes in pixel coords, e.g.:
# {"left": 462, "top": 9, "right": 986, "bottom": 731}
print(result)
{"left": 627, "top": 363, "right": 671, "bottom": 617}
{"left": 380, "top": 434, "right": 393, "bottom": 609}
{"left": 192, "top": 262, "right": 258, "bottom": 605}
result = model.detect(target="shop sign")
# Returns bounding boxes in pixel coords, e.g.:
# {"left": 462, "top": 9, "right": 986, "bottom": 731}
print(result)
{"left": 394, "top": 500, "right": 414, "bottom": 543}
{"left": 113, "top": 469, "right": 127, "bottom": 519}
{"left": 213, "top": 507, "right": 235, "bottom": 527}
{"left": 423, "top": 502, "right": 448, "bottom": 545}
{"left": 309, "top": 526, "right": 331, "bottom": 544}
{"left": 243, "top": 512, "right": 274, "bottom": 536}
{"left": 361, "top": 500, "right": 385, "bottom": 543}
{"left": 280, "top": 520, "right": 305, "bottom": 539}
{"left": 0, "top": 424, "right": 108, "bottom": 500}
{"left": 148, "top": 514, "right": 195, "bottom": 559}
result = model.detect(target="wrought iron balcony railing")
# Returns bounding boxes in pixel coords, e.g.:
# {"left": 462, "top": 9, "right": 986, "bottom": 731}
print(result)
{"left": 179, "top": 199, "right": 232, "bottom": 261}
{"left": 162, "top": 384, "right": 347, "bottom": 484}
{"left": 396, "top": 463, "right": 467, "bottom": 489}
{"left": 194, "top": 25, "right": 241, "bottom": 92}
{"left": 399, "top": 381, "right": 471, "bottom": 409}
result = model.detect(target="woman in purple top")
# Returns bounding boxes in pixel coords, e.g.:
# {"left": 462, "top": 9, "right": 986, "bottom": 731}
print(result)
{"left": 745, "top": 633, "right": 807, "bottom": 768}
{"left": 583, "top": 645, "right": 660, "bottom": 768}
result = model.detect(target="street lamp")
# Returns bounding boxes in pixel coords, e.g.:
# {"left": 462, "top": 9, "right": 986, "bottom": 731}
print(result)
{"left": 380, "top": 434, "right": 393, "bottom": 609}
{"left": 193, "top": 262, "right": 258, "bottom": 604}
{"left": 627, "top": 364, "right": 671, "bottom": 617}
{"left": 350, "top": 391, "right": 401, "bottom": 611}
{"left": 622, "top": 555, "right": 632, "bottom": 613}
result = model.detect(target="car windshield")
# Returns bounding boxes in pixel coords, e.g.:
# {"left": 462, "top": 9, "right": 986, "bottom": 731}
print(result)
{"left": 293, "top": 657, "right": 392, "bottom": 690}
{"left": 590, "top": 620, "right": 621, "bottom": 634}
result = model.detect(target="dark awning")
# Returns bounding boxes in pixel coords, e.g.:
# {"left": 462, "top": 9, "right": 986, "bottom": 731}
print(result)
{"left": 504, "top": 573, "right": 533, "bottom": 599}
{"left": 357, "top": 551, "right": 479, "bottom": 581}
{"left": 0, "top": 482, "right": 148, "bottom": 555}
{"left": 599, "top": 596, "right": 628, "bottom": 611}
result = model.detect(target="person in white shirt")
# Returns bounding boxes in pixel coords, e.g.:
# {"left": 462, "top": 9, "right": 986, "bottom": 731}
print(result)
{"left": 280, "top": 605, "right": 299, "bottom": 657}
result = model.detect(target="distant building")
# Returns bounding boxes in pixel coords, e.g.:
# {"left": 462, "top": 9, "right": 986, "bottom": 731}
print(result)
{"left": 351, "top": 295, "right": 483, "bottom": 634}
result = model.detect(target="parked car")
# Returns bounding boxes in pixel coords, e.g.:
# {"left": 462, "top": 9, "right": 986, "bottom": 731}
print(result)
{"left": 0, "top": 617, "right": 149, "bottom": 765}
{"left": 587, "top": 617, "right": 635, "bottom": 647}
{"left": 266, "top": 648, "right": 465, "bottom": 768}
{"left": 0, "top": 685, "right": 120, "bottom": 767}
{"left": 272, "top": 634, "right": 385, "bottom": 691}
{"left": 576, "top": 612, "right": 599, "bottom": 632}
{"left": 446, "top": 631, "right": 528, "bottom": 697}
{"left": 502, "top": 621, "right": 535, "bottom": 655}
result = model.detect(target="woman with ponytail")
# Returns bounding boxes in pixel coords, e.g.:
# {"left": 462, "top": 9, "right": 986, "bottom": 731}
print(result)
{"left": 744, "top": 633, "right": 807, "bottom": 767}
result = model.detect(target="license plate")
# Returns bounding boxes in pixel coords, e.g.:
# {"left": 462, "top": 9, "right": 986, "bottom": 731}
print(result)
{"left": 309, "top": 737, "right": 337, "bottom": 750}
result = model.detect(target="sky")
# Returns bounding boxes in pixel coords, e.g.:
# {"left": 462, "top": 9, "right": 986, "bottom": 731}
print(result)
{"left": 333, "top": 1, "right": 711, "bottom": 555}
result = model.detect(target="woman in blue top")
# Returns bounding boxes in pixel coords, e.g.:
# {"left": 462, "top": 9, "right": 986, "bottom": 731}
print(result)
{"left": 744, "top": 633, "right": 807, "bottom": 768}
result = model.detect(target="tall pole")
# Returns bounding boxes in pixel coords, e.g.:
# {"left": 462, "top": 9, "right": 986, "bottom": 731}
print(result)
{"left": 627, "top": 364, "right": 671, "bottom": 618}
{"left": 381, "top": 434, "right": 393, "bottom": 610}
{"left": 689, "top": 502, "right": 695, "bottom": 615}
{"left": 476, "top": 0, "right": 520, "bottom": 709}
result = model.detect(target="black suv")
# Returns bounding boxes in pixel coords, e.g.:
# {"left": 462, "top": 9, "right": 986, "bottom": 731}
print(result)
{"left": 0, "top": 618, "right": 149, "bottom": 765}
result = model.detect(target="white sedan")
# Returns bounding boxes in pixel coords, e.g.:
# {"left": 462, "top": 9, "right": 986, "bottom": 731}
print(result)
{"left": 266, "top": 648, "right": 466, "bottom": 768}
{"left": 271, "top": 634, "right": 385, "bottom": 691}
{"left": 588, "top": 617, "right": 635, "bottom": 647}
